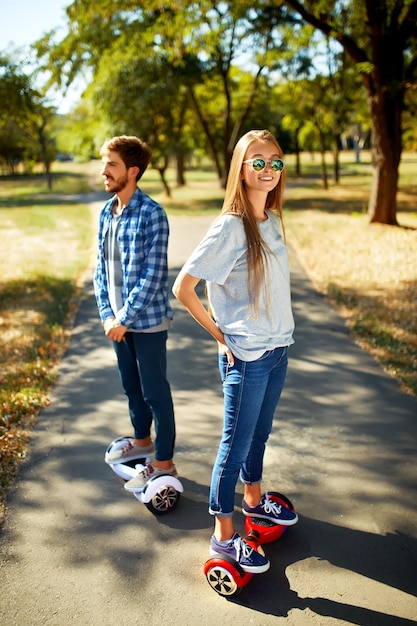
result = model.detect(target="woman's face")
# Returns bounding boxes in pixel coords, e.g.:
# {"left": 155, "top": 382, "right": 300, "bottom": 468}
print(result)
{"left": 241, "top": 140, "right": 283, "bottom": 194}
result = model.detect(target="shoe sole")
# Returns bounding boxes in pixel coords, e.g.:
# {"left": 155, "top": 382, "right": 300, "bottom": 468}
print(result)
{"left": 105, "top": 456, "right": 148, "bottom": 465}
{"left": 124, "top": 483, "right": 146, "bottom": 493}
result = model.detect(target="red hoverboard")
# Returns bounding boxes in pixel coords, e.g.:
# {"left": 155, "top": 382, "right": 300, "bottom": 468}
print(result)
{"left": 204, "top": 492, "right": 296, "bottom": 596}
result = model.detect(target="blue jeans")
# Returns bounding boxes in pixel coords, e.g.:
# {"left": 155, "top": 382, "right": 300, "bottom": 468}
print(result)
{"left": 209, "top": 347, "right": 288, "bottom": 517}
{"left": 113, "top": 331, "right": 175, "bottom": 461}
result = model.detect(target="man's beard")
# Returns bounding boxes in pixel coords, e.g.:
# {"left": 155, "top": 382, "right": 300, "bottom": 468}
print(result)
{"left": 105, "top": 172, "right": 129, "bottom": 193}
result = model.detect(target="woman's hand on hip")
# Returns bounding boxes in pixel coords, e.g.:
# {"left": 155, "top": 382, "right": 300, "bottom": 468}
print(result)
{"left": 218, "top": 341, "right": 235, "bottom": 366}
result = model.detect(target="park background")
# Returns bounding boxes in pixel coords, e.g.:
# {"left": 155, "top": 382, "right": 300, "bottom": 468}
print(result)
{"left": 1, "top": 0, "right": 416, "bottom": 528}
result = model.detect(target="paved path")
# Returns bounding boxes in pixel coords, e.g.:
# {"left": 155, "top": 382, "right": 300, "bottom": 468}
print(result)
{"left": 1, "top": 201, "right": 417, "bottom": 626}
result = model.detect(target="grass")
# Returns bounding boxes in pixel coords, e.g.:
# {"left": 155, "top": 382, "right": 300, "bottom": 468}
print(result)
{"left": 0, "top": 152, "right": 416, "bottom": 526}
{"left": 282, "top": 152, "right": 417, "bottom": 397}
{"left": 0, "top": 165, "right": 96, "bottom": 524}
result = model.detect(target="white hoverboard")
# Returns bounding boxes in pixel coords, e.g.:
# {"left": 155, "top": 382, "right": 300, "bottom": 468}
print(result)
{"left": 105, "top": 436, "right": 183, "bottom": 515}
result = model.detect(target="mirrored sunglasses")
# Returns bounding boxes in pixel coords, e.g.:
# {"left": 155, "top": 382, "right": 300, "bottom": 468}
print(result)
{"left": 243, "top": 157, "right": 285, "bottom": 172}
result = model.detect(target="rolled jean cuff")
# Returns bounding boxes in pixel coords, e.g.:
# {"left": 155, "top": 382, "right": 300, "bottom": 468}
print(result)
{"left": 209, "top": 508, "right": 234, "bottom": 518}
{"left": 239, "top": 475, "right": 262, "bottom": 486}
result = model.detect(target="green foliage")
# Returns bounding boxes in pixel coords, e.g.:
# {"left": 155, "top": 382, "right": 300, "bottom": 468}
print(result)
{"left": 29, "top": 0, "right": 417, "bottom": 221}
{"left": 0, "top": 56, "right": 58, "bottom": 176}
{"left": 35, "top": 1, "right": 321, "bottom": 183}
{"left": 55, "top": 102, "right": 110, "bottom": 160}
{"left": 281, "top": 0, "right": 417, "bottom": 223}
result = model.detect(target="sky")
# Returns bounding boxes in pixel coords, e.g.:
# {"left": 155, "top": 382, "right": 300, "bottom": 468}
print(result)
{"left": 1, "top": 0, "right": 82, "bottom": 112}
{"left": 1, "top": 0, "right": 69, "bottom": 50}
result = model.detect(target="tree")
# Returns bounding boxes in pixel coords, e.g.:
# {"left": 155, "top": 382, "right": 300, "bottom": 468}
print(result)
{"left": 31, "top": 103, "right": 57, "bottom": 189}
{"left": 402, "top": 78, "right": 417, "bottom": 151}
{"left": 177, "top": 2, "right": 312, "bottom": 182}
{"left": 35, "top": 1, "right": 305, "bottom": 186}
{"left": 0, "top": 56, "right": 56, "bottom": 182}
{"left": 280, "top": 0, "right": 417, "bottom": 225}
{"left": 54, "top": 101, "right": 109, "bottom": 161}
{"left": 84, "top": 35, "right": 200, "bottom": 196}
{"left": 320, "top": 42, "right": 367, "bottom": 184}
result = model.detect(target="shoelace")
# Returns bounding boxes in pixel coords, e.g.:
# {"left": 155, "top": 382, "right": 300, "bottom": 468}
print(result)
{"left": 262, "top": 498, "right": 282, "bottom": 516}
{"left": 121, "top": 441, "right": 135, "bottom": 456}
{"left": 140, "top": 463, "right": 155, "bottom": 480}
{"left": 234, "top": 537, "right": 254, "bottom": 560}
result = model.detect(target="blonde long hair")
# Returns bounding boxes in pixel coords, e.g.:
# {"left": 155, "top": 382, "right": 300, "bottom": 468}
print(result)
{"left": 221, "top": 129, "right": 286, "bottom": 315}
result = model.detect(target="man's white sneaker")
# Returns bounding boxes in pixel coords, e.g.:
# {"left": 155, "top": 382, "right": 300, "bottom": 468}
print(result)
{"left": 124, "top": 463, "right": 177, "bottom": 492}
{"left": 105, "top": 439, "right": 155, "bottom": 464}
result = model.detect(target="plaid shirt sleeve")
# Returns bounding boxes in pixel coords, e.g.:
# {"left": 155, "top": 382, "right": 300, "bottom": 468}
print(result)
{"left": 93, "top": 199, "right": 115, "bottom": 323}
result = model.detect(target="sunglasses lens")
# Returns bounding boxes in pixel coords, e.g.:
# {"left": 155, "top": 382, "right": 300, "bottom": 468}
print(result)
{"left": 271, "top": 159, "right": 284, "bottom": 172}
{"left": 246, "top": 158, "right": 284, "bottom": 172}
{"left": 252, "top": 158, "right": 266, "bottom": 171}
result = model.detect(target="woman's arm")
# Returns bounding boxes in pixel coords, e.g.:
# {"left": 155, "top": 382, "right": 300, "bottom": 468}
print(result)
{"left": 172, "top": 269, "right": 234, "bottom": 365}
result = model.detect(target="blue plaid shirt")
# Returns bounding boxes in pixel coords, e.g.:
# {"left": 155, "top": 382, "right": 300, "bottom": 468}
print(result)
{"left": 94, "top": 188, "right": 173, "bottom": 330}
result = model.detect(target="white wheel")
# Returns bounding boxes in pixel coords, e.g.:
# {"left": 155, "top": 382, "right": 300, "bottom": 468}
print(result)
{"left": 144, "top": 484, "right": 181, "bottom": 515}
{"left": 203, "top": 556, "right": 248, "bottom": 597}
{"left": 139, "top": 475, "right": 183, "bottom": 515}
{"left": 206, "top": 564, "right": 241, "bottom": 596}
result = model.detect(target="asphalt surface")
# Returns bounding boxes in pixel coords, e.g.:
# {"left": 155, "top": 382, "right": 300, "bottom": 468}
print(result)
{"left": 1, "top": 195, "right": 417, "bottom": 626}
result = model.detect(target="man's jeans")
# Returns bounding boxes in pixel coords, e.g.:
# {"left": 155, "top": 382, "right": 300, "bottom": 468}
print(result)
{"left": 113, "top": 331, "right": 175, "bottom": 461}
{"left": 210, "top": 346, "right": 288, "bottom": 517}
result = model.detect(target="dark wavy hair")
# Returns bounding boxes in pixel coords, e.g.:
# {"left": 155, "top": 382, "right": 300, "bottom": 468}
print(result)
{"left": 100, "top": 135, "right": 152, "bottom": 181}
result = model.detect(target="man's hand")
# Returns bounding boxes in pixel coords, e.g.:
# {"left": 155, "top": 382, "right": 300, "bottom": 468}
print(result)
{"left": 103, "top": 318, "right": 128, "bottom": 342}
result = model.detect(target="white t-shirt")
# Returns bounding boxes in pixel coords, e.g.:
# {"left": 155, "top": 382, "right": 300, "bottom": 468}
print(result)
{"left": 182, "top": 211, "right": 295, "bottom": 361}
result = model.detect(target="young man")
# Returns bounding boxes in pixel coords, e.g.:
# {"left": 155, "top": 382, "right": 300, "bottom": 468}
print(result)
{"left": 94, "top": 135, "right": 176, "bottom": 491}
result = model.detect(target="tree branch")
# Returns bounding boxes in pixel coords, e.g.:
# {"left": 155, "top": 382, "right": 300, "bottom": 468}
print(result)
{"left": 283, "top": 0, "right": 369, "bottom": 64}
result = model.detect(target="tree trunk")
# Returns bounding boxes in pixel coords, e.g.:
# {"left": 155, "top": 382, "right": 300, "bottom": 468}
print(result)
{"left": 36, "top": 120, "right": 53, "bottom": 190}
{"left": 320, "top": 150, "right": 328, "bottom": 190}
{"left": 333, "top": 134, "right": 340, "bottom": 184}
{"left": 280, "top": 0, "right": 414, "bottom": 226}
{"left": 318, "top": 131, "right": 328, "bottom": 190}
{"left": 366, "top": 87, "right": 402, "bottom": 225}
{"left": 156, "top": 168, "right": 171, "bottom": 197}
{"left": 189, "top": 87, "right": 223, "bottom": 183}
{"left": 176, "top": 153, "right": 185, "bottom": 186}
{"left": 294, "top": 126, "right": 301, "bottom": 176}
{"left": 352, "top": 124, "right": 363, "bottom": 163}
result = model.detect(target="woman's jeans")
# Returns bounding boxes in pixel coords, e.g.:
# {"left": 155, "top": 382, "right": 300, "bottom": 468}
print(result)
{"left": 209, "top": 346, "right": 288, "bottom": 517}
{"left": 113, "top": 331, "right": 175, "bottom": 461}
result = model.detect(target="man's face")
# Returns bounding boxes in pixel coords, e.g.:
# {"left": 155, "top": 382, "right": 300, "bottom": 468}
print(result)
{"left": 100, "top": 150, "right": 129, "bottom": 193}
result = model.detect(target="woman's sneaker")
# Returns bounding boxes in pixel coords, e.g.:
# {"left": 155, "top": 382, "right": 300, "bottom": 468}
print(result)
{"left": 209, "top": 532, "right": 270, "bottom": 573}
{"left": 242, "top": 494, "right": 298, "bottom": 526}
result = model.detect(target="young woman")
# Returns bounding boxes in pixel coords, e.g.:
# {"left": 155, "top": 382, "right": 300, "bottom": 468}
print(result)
{"left": 173, "top": 129, "right": 298, "bottom": 573}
